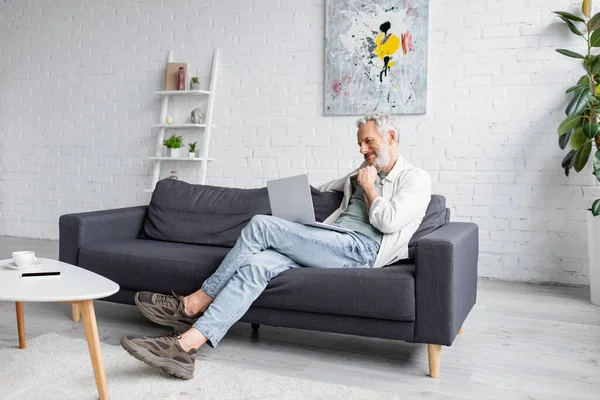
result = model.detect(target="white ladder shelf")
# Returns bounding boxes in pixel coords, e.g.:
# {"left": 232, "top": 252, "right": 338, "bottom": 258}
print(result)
{"left": 146, "top": 48, "right": 221, "bottom": 193}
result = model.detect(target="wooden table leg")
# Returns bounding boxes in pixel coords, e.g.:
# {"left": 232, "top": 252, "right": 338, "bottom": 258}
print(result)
{"left": 72, "top": 303, "right": 81, "bottom": 322}
{"left": 79, "top": 300, "right": 109, "bottom": 400}
{"left": 15, "top": 302, "right": 26, "bottom": 349}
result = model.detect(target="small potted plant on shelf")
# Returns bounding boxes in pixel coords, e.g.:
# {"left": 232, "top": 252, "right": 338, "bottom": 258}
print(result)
{"left": 190, "top": 76, "right": 200, "bottom": 90}
{"left": 188, "top": 141, "right": 197, "bottom": 158}
{"left": 163, "top": 134, "right": 185, "bottom": 158}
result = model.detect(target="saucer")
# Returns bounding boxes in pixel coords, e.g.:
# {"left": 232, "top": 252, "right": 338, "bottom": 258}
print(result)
{"left": 5, "top": 261, "right": 42, "bottom": 270}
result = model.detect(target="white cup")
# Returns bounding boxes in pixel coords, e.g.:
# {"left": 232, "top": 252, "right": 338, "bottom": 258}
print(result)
{"left": 12, "top": 251, "right": 38, "bottom": 268}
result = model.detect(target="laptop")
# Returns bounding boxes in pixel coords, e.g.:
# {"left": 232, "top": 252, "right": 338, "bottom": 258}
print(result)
{"left": 267, "top": 174, "right": 353, "bottom": 233}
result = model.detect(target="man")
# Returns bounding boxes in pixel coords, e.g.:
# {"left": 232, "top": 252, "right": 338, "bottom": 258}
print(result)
{"left": 120, "top": 112, "right": 432, "bottom": 379}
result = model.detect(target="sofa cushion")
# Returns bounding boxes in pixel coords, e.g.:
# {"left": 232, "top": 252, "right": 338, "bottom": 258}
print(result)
{"left": 78, "top": 239, "right": 230, "bottom": 294}
{"left": 254, "top": 264, "right": 416, "bottom": 321}
{"left": 407, "top": 194, "right": 448, "bottom": 259}
{"left": 310, "top": 186, "right": 344, "bottom": 222}
{"left": 142, "top": 178, "right": 343, "bottom": 247}
{"left": 79, "top": 239, "right": 415, "bottom": 322}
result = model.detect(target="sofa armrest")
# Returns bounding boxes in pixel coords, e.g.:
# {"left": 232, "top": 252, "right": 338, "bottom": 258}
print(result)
{"left": 59, "top": 206, "right": 148, "bottom": 266}
{"left": 413, "top": 222, "right": 479, "bottom": 346}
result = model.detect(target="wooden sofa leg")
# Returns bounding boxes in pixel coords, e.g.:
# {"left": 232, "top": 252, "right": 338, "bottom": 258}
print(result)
{"left": 251, "top": 323, "right": 260, "bottom": 332}
{"left": 427, "top": 344, "right": 442, "bottom": 378}
{"left": 458, "top": 326, "right": 463, "bottom": 335}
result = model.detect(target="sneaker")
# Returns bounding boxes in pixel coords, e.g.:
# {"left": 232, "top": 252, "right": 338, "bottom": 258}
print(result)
{"left": 134, "top": 291, "right": 202, "bottom": 333}
{"left": 121, "top": 332, "right": 196, "bottom": 380}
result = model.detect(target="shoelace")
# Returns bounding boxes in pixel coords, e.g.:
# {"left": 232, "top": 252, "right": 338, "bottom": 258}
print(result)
{"left": 164, "top": 331, "right": 198, "bottom": 354}
{"left": 165, "top": 331, "right": 182, "bottom": 340}
{"left": 154, "top": 293, "right": 178, "bottom": 308}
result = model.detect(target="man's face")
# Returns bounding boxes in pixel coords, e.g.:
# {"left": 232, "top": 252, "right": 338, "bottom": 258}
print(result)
{"left": 357, "top": 121, "right": 391, "bottom": 170}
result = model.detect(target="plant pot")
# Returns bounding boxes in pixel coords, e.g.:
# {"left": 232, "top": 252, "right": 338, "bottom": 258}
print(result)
{"left": 169, "top": 148, "right": 180, "bottom": 158}
{"left": 190, "top": 82, "right": 200, "bottom": 90}
{"left": 588, "top": 212, "right": 600, "bottom": 306}
{"left": 188, "top": 151, "right": 195, "bottom": 158}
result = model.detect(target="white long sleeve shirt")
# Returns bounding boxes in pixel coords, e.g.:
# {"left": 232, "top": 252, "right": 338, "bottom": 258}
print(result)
{"left": 318, "top": 155, "right": 432, "bottom": 268}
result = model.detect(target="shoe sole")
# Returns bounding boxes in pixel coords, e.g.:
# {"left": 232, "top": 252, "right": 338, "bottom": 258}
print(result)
{"left": 134, "top": 292, "right": 194, "bottom": 333}
{"left": 120, "top": 336, "right": 194, "bottom": 380}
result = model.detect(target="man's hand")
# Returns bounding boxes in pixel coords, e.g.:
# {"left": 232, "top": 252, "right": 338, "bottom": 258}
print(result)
{"left": 357, "top": 165, "right": 377, "bottom": 189}
{"left": 358, "top": 165, "right": 380, "bottom": 212}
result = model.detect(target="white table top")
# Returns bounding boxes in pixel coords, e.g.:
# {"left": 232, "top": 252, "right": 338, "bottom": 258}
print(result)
{"left": 0, "top": 258, "right": 119, "bottom": 302}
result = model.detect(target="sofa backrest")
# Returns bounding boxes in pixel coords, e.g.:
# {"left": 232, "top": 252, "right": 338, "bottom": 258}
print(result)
{"left": 141, "top": 178, "right": 343, "bottom": 247}
{"left": 142, "top": 178, "right": 449, "bottom": 252}
{"left": 407, "top": 194, "right": 449, "bottom": 259}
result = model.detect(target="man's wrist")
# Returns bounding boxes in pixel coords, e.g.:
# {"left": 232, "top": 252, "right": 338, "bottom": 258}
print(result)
{"left": 361, "top": 182, "right": 375, "bottom": 192}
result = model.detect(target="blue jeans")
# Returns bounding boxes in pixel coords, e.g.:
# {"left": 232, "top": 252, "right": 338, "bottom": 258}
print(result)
{"left": 192, "top": 215, "right": 380, "bottom": 347}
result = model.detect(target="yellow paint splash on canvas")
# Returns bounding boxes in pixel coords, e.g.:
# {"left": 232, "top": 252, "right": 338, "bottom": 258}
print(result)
{"left": 374, "top": 32, "right": 400, "bottom": 67}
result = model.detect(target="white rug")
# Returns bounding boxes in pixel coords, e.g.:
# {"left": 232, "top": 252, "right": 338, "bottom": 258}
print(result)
{"left": 0, "top": 333, "right": 402, "bottom": 400}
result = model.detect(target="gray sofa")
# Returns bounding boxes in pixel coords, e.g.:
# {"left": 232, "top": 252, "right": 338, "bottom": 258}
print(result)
{"left": 59, "top": 178, "right": 479, "bottom": 377}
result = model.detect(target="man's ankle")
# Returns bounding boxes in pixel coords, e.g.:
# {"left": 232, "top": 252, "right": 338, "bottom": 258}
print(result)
{"left": 178, "top": 328, "right": 206, "bottom": 351}
{"left": 183, "top": 296, "right": 199, "bottom": 316}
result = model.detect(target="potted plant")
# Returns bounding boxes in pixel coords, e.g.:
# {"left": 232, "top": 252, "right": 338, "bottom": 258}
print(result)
{"left": 188, "top": 141, "right": 197, "bottom": 158}
{"left": 190, "top": 76, "right": 200, "bottom": 90}
{"left": 554, "top": 0, "right": 600, "bottom": 305}
{"left": 163, "top": 134, "right": 184, "bottom": 158}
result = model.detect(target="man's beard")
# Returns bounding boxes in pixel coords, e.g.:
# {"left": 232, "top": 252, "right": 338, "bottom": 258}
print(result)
{"left": 366, "top": 145, "right": 391, "bottom": 170}
{"left": 374, "top": 150, "right": 391, "bottom": 170}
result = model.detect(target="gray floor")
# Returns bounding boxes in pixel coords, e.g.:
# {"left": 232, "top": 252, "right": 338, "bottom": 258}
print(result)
{"left": 1, "top": 236, "right": 599, "bottom": 399}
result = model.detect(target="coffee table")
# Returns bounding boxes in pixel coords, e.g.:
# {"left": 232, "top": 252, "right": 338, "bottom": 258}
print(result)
{"left": 0, "top": 257, "right": 119, "bottom": 400}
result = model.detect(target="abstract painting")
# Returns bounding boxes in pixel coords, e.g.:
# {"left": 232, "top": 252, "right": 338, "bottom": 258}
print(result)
{"left": 325, "top": 0, "right": 429, "bottom": 115}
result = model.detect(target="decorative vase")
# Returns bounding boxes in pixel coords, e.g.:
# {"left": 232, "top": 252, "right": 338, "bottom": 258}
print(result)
{"left": 188, "top": 151, "right": 195, "bottom": 158}
{"left": 587, "top": 212, "right": 600, "bottom": 305}
{"left": 191, "top": 108, "right": 204, "bottom": 124}
{"left": 169, "top": 148, "right": 180, "bottom": 158}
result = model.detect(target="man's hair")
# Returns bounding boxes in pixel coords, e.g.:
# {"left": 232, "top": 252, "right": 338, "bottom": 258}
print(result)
{"left": 356, "top": 112, "right": 398, "bottom": 144}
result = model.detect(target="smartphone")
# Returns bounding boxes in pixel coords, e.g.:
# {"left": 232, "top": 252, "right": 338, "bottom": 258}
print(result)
{"left": 20, "top": 271, "right": 61, "bottom": 279}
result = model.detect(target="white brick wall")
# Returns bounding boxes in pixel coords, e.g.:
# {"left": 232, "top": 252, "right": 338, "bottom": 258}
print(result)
{"left": 0, "top": 0, "right": 597, "bottom": 285}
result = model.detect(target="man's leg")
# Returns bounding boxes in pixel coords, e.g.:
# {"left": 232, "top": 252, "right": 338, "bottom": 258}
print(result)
{"left": 177, "top": 218, "right": 380, "bottom": 349}
{"left": 122, "top": 217, "right": 381, "bottom": 378}
{"left": 133, "top": 215, "right": 302, "bottom": 330}
{"left": 190, "top": 249, "right": 299, "bottom": 348}
{"left": 120, "top": 249, "right": 299, "bottom": 379}
{"left": 183, "top": 215, "right": 379, "bottom": 315}
{"left": 134, "top": 215, "right": 379, "bottom": 333}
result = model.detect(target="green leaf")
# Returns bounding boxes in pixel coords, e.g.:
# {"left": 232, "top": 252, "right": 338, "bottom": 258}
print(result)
{"left": 560, "top": 16, "right": 584, "bottom": 36}
{"left": 583, "top": 0, "right": 592, "bottom": 18}
{"left": 556, "top": 49, "right": 585, "bottom": 59}
{"left": 566, "top": 83, "right": 589, "bottom": 93}
{"left": 584, "top": 121, "right": 600, "bottom": 138}
{"left": 591, "top": 29, "right": 600, "bottom": 47}
{"left": 592, "top": 56, "right": 600, "bottom": 74}
{"left": 562, "top": 149, "right": 578, "bottom": 176}
{"left": 593, "top": 150, "right": 600, "bottom": 180}
{"left": 566, "top": 89, "right": 594, "bottom": 116}
{"left": 558, "top": 115, "right": 583, "bottom": 134}
{"left": 571, "top": 127, "right": 587, "bottom": 149}
{"left": 578, "top": 75, "right": 591, "bottom": 85}
{"left": 559, "top": 128, "right": 574, "bottom": 149}
{"left": 554, "top": 11, "right": 586, "bottom": 22}
{"left": 575, "top": 140, "right": 593, "bottom": 171}
{"left": 585, "top": 54, "right": 600, "bottom": 74}
{"left": 592, "top": 199, "right": 600, "bottom": 216}
{"left": 590, "top": 12, "right": 600, "bottom": 30}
